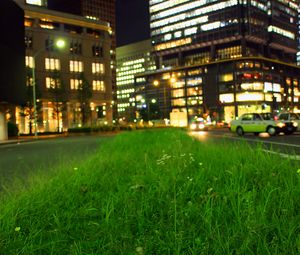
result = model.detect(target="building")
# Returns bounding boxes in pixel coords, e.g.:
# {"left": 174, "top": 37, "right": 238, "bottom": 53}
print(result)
{"left": 134, "top": 0, "right": 300, "bottom": 124}
{"left": 116, "top": 40, "right": 156, "bottom": 121}
{"left": 15, "top": 2, "right": 113, "bottom": 134}
{"left": 0, "top": 0, "right": 25, "bottom": 140}
{"left": 47, "top": 0, "right": 117, "bottom": 119}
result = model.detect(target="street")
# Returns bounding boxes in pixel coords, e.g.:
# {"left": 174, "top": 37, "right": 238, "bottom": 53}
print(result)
{"left": 0, "top": 135, "right": 114, "bottom": 187}
{"left": 190, "top": 129, "right": 300, "bottom": 160}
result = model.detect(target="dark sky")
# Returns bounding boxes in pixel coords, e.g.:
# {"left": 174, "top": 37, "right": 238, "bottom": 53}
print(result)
{"left": 116, "top": 0, "right": 150, "bottom": 47}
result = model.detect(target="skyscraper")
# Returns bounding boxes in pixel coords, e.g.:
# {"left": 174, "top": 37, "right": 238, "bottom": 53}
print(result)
{"left": 134, "top": 0, "right": 300, "bottom": 124}
{"left": 150, "top": 0, "right": 299, "bottom": 67}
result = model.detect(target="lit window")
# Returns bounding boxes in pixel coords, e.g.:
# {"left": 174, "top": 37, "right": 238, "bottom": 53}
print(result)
{"left": 92, "top": 80, "right": 105, "bottom": 91}
{"left": 92, "top": 63, "right": 105, "bottom": 74}
{"left": 70, "top": 79, "right": 82, "bottom": 90}
{"left": 45, "top": 58, "right": 60, "bottom": 70}
{"left": 46, "top": 77, "right": 60, "bottom": 89}
{"left": 70, "top": 60, "right": 83, "bottom": 72}
{"left": 25, "top": 56, "right": 34, "bottom": 68}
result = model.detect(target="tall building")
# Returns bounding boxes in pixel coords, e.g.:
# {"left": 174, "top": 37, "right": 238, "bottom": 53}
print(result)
{"left": 15, "top": 2, "right": 113, "bottom": 133}
{"left": 0, "top": 0, "right": 25, "bottom": 140}
{"left": 133, "top": 0, "right": 300, "bottom": 125}
{"left": 116, "top": 40, "right": 156, "bottom": 121}
{"left": 150, "top": 0, "right": 298, "bottom": 67}
{"left": 47, "top": 0, "right": 117, "bottom": 118}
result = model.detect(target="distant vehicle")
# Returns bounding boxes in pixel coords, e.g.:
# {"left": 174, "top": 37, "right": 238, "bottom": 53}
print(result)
{"left": 189, "top": 117, "right": 208, "bottom": 131}
{"left": 229, "top": 112, "right": 296, "bottom": 136}
{"left": 277, "top": 112, "right": 300, "bottom": 132}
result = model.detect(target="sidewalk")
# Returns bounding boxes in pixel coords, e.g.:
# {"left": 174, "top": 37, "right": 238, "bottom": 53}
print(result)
{"left": 0, "top": 134, "right": 66, "bottom": 146}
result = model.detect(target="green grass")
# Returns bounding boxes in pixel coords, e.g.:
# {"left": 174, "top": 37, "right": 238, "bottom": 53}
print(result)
{"left": 1, "top": 129, "right": 300, "bottom": 254}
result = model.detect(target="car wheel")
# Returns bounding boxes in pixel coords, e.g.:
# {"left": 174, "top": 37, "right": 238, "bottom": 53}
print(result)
{"left": 236, "top": 127, "right": 244, "bottom": 136}
{"left": 267, "top": 126, "right": 276, "bottom": 136}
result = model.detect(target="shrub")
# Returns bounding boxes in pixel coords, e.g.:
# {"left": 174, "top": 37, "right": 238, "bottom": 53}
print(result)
{"left": 7, "top": 121, "right": 19, "bottom": 137}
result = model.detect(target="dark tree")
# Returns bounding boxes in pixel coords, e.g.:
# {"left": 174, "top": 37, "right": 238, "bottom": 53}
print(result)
{"left": 48, "top": 70, "right": 68, "bottom": 132}
{"left": 77, "top": 72, "right": 92, "bottom": 126}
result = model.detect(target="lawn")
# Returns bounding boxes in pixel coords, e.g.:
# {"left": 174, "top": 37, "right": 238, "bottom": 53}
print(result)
{"left": 1, "top": 129, "right": 300, "bottom": 254}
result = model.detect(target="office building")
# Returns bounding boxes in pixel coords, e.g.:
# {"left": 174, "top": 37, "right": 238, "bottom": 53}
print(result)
{"left": 134, "top": 0, "right": 300, "bottom": 124}
{"left": 47, "top": 0, "right": 117, "bottom": 118}
{"left": 15, "top": 2, "right": 112, "bottom": 133}
{"left": 116, "top": 40, "right": 156, "bottom": 120}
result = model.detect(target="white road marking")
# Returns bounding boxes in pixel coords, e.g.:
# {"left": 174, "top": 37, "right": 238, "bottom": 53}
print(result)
{"left": 262, "top": 149, "right": 300, "bottom": 161}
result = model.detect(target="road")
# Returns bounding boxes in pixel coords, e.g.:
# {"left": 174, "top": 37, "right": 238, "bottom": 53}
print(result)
{"left": 190, "top": 129, "right": 300, "bottom": 160}
{"left": 0, "top": 135, "right": 114, "bottom": 187}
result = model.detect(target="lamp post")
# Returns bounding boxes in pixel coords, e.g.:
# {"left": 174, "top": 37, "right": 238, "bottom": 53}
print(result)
{"left": 31, "top": 39, "right": 65, "bottom": 137}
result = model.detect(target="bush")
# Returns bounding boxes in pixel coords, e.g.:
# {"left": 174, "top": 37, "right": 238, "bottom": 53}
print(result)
{"left": 7, "top": 121, "right": 18, "bottom": 137}
{"left": 67, "top": 127, "right": 91, "bottom": 133}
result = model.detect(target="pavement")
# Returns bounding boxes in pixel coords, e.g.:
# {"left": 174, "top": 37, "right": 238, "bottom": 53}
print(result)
{"left": 0, "top": 134, "right": 66, "bottom": 146}
{"left": 0, "top": 132, "right": 119, "bottom": 146}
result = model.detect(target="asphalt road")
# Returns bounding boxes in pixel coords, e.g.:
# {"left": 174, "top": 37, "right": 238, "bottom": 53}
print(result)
{"left": 190, "top": 129, "right": 300, "bottom": 161}
{"left": 0, "top": 135, "right": 114, "bottom": 187}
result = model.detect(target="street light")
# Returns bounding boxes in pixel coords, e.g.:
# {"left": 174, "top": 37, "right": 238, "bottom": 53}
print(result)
{"left": 31, "top": 39, "right": 65, "bottom": 137}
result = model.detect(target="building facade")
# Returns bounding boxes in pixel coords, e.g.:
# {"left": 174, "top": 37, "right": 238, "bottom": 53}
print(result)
{"left": 116, "top": 40, "right": 156, "bottom": 121}
{"left": 15, "top": 2, "right": 112, "bottom": 134}
{"left": 134, "top": 0, "right": 300, "bottom": 124}
{"left": 47, "top": 0, "right": 117, "bottom": 119}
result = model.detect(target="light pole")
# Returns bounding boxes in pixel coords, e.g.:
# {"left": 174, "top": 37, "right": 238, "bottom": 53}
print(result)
{"left": 31, "top": 39, "right": 65, "bottom": 137}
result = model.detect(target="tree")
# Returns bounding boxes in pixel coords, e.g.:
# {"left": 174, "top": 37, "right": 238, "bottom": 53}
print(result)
{"left": 19, "top": 67, "right": 42, "bottom": 134}
{"left": 48, "top": 70, "right": 67, "bottom": 132}
{"left": 77, "top": 72, "right": 92, "bottom": 126}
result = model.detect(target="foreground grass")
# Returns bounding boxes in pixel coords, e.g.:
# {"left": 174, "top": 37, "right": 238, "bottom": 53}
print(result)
{"left": 1, "top": 129, "right": 300, "bottom": 254}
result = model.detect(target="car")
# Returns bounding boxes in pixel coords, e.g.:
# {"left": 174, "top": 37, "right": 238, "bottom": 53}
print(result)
{"left": 229, "top": 112, "right": 295, "bottom": 136}
{"left": 189, "top": 117, "right": 209, "bottom": 131}
{"left": 276, "top": 112, "right": 300, "bottom": 132}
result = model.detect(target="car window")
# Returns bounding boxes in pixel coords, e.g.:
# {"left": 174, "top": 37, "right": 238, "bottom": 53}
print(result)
{"left": 261, "top": 113, "right": 273, "bottom": 120}
{"left": 290, "top": 113, "right": 299, "bottom": 120}
{"left": 253, "top": 114, "right": 262, "bottom": 121}
{"left": 279, "top": 113, "right": 289, "bottom": 120}
{"left": 241, "top": 114, "right": 253, "bottom": 121}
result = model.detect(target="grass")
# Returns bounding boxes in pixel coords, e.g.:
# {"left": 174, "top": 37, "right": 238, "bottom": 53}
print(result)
{"left": 1, "top": 128, "right": 300, "bottom": 254}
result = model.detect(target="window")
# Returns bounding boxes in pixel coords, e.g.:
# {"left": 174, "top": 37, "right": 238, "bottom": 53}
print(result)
{"left": 70, "top": 60, "right": 83, "bottom": 72}
{"left": 70, "top": 79, "right": 82, "bottom": 90}
{"left": 92, "top": 80, "right": 105, "bottom": 91}
{"left": 92, "top": 63, "right": 105, "bottom": 74}
{"left": 241, "top": 114, "right": 253, "bottom": 121}
{"left": 25, "top": 56, "right": 34, "bottom": 68}
{"left": 46, "top": 77, "right": 60, "bottom": 89}
{"left": 45, "top": 58, "right": 60, "bottom": 70}
{"left": 25, "top": 35, "right": 33, "bottom": 48}
{"left": 70, "top": 41, "right": 82, "bottom": 54}
{"left": 92, "top": 45, "right": 103, "bottom": 57}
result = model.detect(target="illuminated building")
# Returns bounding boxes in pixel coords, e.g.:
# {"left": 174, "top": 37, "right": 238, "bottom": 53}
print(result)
{"left": 47, "top": 0, "right": 117, "bottom": 119}
{"left": 134, "top": 0, "right": 300, "bottom": 124}
{"left": 14, "top": 2, "right": 113, "bottom": 133}
{"left": 116, "top": 40, "right": 156, "bottom": 120}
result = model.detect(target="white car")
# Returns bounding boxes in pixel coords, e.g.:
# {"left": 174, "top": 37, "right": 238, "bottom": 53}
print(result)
{"left": 229, "top": 113, "right": 296, "bottom": 136}
{"left": 277, "top": 112, "right": 300, "bottom": 132}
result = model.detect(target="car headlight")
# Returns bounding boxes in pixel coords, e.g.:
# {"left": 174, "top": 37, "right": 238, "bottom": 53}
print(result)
{"left": 276, "top": 122, "right": 285, "bottom": 128}
{"left": 293, "top": 122, "right": 298, "bottom": 127}
{"left": 199, "top": 123, "right": 205, "bottom": 129}
{"left": 190, "top": 123, "right": 197, "bottom": 129}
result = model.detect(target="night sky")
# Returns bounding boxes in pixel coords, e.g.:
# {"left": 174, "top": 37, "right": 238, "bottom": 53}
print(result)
{"left": 116, "top": 0, "right": 150, "bottom": 47}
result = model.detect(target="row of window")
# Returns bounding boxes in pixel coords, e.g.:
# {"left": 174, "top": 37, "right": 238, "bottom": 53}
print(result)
{"left": 25, "top": 56, "right": 105, "bottom": 74}
{"left": 25, "top": 36, "right": 104, "bottom": 57}
{"left": 43, "top": 77, "right": 105, "bottom": 91}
